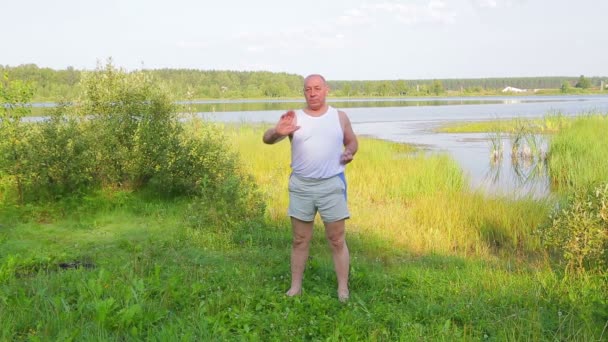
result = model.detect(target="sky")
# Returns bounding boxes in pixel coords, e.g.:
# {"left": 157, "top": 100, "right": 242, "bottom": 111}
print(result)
{"left": 2, "top": 0, "right": 607, "bottom": 80}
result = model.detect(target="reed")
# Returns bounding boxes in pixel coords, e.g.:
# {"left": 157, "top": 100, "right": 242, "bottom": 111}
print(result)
{"left": 487, "top": 131, "right": 504, "bottom": 163}
{"left": 441, "top": 113, "right": 608, "bottom": 190}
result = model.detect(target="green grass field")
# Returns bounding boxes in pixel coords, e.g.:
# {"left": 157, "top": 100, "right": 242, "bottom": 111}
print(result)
{"left": 0, "top": 122, "right": 606, "bottom": 340}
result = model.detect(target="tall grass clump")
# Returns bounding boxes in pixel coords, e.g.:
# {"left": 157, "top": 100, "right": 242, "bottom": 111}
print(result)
{"left": 547, "top": 113, "right": 608, "bottom": 192}
{"left": 487, "top": 131, "right": 504, "bottom": 163}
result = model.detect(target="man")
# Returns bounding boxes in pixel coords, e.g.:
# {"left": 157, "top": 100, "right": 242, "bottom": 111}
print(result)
{"left": 262, "top": 74, "right": 358, "bottom": 302}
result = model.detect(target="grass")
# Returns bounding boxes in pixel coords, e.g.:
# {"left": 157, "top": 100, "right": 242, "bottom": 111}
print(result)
{"left": 436, "top": 112, "right": 608, "bottom": 194}
{"left": 437, "top": 112, "right": 573, "bottom": 134}
{"left": 1, "top": 197, "right": 606, "bottom": 340}
{"left": 547, "top": 114, "right": 608, "bottom": 192}
{"left": 0, "top": 123, "right": 607, "bottom": 340}
{"left": 228, "top": 125, "right": 549, "bottom": 258}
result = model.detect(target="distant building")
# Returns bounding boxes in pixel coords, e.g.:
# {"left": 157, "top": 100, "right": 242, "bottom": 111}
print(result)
{"left": 502, "top": 86, "right": 527, "bottom": 93}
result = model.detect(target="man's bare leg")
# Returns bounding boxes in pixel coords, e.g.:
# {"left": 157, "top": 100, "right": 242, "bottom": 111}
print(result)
{"left": 324, "top": 219, "right": 350, "bottom": 301}
{"left": 286, "top": 217, "right": 314, "bottom": 296}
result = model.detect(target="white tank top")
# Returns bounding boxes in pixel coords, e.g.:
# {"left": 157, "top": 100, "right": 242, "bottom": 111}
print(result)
{"left": 291, "top": 106, "right": 345, "bottom": 179}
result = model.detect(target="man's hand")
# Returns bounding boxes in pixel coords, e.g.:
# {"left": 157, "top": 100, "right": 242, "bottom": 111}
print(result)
{"left": 276, "top": 110, "right": 300, "bottom": 136}
{"left": 340, "top": 149, "right": 354, "bottom": 165}
{"left": 263, "top": 110, "right": 299, "bottom": 144}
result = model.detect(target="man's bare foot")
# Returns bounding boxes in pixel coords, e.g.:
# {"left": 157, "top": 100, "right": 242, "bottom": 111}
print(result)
{"left": 338, "top": 289, "right": 349, "bottom": 302}
{"left": 285, "top": 288, "right": 302, "bottom": 297}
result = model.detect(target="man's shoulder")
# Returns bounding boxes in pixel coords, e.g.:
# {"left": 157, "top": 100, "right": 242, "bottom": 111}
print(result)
{"left": 336, "top": 108, "right": 350, "bottom": 120}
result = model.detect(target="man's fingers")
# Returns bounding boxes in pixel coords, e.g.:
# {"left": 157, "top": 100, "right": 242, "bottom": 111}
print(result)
{"left": 280, "top": 110, "right": 296, "bottom": 122}
{"left": 284, "top": 125, "right": 300, "bottom": 135}
{"left": 340, "top": 151, "right": 354, "bottom": 164}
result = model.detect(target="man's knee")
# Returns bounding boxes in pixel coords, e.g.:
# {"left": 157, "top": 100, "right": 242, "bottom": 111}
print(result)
{"left": 326, "top": 231, "right": 346, "bottom": 250}
{"left": 292, "top": 231, "right": 312, "bottom": 249}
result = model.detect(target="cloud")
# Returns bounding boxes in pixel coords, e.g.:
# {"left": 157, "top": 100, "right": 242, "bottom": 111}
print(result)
{"left": 176, "top": 1, "right": 459, "bottom": 56}
{"left": 337, "top": 8, "right": 373, "bottom": 26}
{"left": 175, "top": 41, "right": 210, "bottom": 49}
{"left": 470, "top": 0, "right": 520, "bottom": 9}
{"left": 230, "top": 25, "right": 349, "bottom": 55}
{"left": 473, "top": 0, "right": 498, "bottom": 8}
{"left": 343, "top": 1, "right": 457, "bottom": 26}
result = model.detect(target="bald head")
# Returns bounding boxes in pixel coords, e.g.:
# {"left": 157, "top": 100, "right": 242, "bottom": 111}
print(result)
{"left": 304, "top": 74, "right": 327, "bottom": 86}
{"left": 303, "top": 74, "right": 329, "bottom": 112}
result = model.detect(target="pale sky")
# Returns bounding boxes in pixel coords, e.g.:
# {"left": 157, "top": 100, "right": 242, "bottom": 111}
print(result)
{"left": 2, "top": 0, "right": 606, "bottom": 80}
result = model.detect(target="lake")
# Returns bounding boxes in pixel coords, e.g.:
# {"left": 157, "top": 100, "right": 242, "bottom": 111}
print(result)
{"left": 192, "top": 95, "right": 608, "bottom": 197}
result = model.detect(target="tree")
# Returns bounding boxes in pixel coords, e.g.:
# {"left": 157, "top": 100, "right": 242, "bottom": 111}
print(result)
{"left": 341, "top": 83, "right": 352, "bottom": 97}
{"left": 395, "top": 80, "right": 409, "bottom": 96}
{"left": 575, "top": 75, "right": 591, "bottom": 89}
{"left": 430, "top": 80, "right": 444, "bottom": 95}
{"left": 377, "top": 81, "right": 393, "bottom": 96}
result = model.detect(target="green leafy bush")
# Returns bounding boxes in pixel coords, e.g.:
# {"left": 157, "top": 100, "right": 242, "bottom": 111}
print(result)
{"left": 182, "top": 120, "right": 266, "bottom": 229}
{"left": 0, "top": 75, "right": 36, "bottom": 203}
{"left": 539, "top": 183, "right": 608, "bottom": 272}
{"left": 1, "top": 62, "right": 265, "bottom": 222}
{"left": 1, "top": 77, "right": 95, "bottom": 202}
{"left": 76, "top": 62, "right": 181, "bottom": 190}
{"left": 25, "top": 102, "right": 96, "bottom": 199}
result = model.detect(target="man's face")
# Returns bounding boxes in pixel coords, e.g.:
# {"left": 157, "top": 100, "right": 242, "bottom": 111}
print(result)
{"left": 304, "top": 76, "right": 328, "bottom": 111}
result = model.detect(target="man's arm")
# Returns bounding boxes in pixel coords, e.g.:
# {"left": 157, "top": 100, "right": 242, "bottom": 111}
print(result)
{"left": 338, "top": 110, "right": 358, "bottom": 164}
{"left": 263, "top": 110, "right": 299, "bottom": 144}
{"left": 263, "top": 127, "right": 287, "bottom": 144}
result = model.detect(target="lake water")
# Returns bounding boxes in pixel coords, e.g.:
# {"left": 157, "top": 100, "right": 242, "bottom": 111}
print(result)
{"left": 193, "top": 95, "right": 608, "bottom": 197}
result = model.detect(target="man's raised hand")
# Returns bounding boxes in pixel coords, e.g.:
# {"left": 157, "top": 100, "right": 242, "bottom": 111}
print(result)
{"left": 276, "top": 110, "right": 300, "bottom": 136}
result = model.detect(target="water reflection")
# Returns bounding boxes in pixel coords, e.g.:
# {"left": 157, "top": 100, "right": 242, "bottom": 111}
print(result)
{"left": 26, "top": 96, "right": 577, "bottom": 116}
{"left": 482, "top": 133, "right": 549, "bottom": 198}
{"left": 177, "top": 97, "right": 572, "bottom": 113}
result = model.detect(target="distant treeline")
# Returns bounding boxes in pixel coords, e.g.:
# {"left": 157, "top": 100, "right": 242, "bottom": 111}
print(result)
{"left": 329, "top": 76, "right": 607, "bottom": 96}
{"left": 1, "top": 63, "right": 606, "bottom": 101}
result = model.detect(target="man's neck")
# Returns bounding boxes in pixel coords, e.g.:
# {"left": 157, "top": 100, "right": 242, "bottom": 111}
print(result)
{"left": 303, "top": 104, "right": 329, "bottom": 117}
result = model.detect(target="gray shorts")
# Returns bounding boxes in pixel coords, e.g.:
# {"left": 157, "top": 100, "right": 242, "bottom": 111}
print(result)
{"left": 288, "top": 173, "right": 350, "bottom": 223}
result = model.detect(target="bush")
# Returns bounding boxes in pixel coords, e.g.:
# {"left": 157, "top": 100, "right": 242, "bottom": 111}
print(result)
{"left": 0, "top": 61, "right": 266, "bottom": 222}
{"left": 77, "top": 62, "right": 181, "bottom": 190}
{"left": 25, "top": 102, "right": 96, "bottom": 199}
{"left": 538, "top": 183, "right": 608, "bottom": 272}
{"left": 0, "top": 78, "right": 93, "bottom": 202}
{"left": 181, "top": 120, "right": 266, "bottom": 228}
{"left": 0, "top": 74, "right": 35, "bottom": 203}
